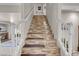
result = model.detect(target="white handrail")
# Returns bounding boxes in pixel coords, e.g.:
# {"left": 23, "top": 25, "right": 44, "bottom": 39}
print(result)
{"left": 15, "top": 7, "right": 34, "bottom": 56}
{"left": 24, "top": 7, "right": 34, "bottom": 19}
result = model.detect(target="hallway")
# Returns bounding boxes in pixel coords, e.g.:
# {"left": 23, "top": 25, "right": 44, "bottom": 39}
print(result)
{"left": 21, "top": 15, "right": 60, "bottom": 56}
{"left": 0, "top": 3, "right": 78, "bottom": 56}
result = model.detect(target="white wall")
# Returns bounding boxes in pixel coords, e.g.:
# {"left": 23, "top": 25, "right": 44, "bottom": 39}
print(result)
{"left": 46, "top": 3, "right": 59, "bottom": 40}
{"left": 46, "top": 3, "right": 72, "bottom": 56}
{"left": 0, "top": 4, "right": 20, "bottom": 13}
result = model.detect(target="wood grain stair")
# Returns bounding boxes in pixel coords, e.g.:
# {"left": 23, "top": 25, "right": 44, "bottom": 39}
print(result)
{"left": 21, "top": 15, "right": 60, "bottom": 56}
{"left": 26, "top": 38, "right": 44, "bottom": 40}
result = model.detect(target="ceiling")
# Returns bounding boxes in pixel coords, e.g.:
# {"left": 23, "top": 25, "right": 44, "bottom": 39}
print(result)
{"left": 0, "top": 3, "right": 21, "bottom": 13}
{"left": 62, "top": 3, "right": 79, "bottom": 6}
{"left": 61, "top": 3, "right": 79, "bottom": 12}
{"left": 0, "top": 3, "right": 21, "bottom": 5}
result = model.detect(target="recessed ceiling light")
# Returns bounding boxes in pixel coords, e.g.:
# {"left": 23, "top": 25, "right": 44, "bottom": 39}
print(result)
{"left": 10, "top": 16, "right": 14, "bottom": 23}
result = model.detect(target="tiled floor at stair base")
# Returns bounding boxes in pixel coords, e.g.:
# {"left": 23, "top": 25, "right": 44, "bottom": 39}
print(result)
{"left": 21, "top": 15, "right": 60, "bottom": 56}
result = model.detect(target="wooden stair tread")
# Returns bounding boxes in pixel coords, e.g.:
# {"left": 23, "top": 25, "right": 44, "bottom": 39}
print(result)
{"left": 27, "top": 34, "right": 44, "bottom": 38}
{"left": 30, "top": 27, "right": 44, "bottom": 30}
{"left": 29, "top": 30, "right": 45, "bottom": 32}
{"left": 25, "top": 40, "right": 45, "bottom": 45}
{"left": 21, "top": 48, "right": 47, "bottom": 54}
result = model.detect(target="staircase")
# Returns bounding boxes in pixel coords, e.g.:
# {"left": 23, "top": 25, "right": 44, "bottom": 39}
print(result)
{"left": 21, "top": 15, "right": 60, "bottom": 56}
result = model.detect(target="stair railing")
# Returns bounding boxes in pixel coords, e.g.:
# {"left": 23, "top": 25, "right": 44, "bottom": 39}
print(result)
{"left": 15, "top": 7, "right": 34, "bottom": 56}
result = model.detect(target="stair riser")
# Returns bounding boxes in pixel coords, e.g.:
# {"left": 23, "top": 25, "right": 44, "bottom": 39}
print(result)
{"left": 23, "top": 44, "right": 45, "bottom": 48}
{"left": 21, "top": 54, "right": 46, "bottom": 56}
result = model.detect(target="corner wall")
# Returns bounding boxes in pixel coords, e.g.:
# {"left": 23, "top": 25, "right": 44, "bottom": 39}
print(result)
{"left": 46, "top": 3, "right": 71, "bottom": 56}
{"left": 46, "top": 3, "right": 59, "bottom": 40}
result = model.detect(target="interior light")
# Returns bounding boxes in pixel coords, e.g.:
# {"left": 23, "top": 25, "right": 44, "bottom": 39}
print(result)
{"left": 69, "top": 13, "right": 78, "bottom": 23}
{"left": 10, "top": 15, "right": 14, "bottom": 23}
